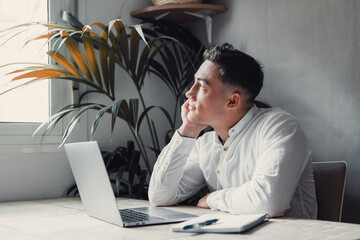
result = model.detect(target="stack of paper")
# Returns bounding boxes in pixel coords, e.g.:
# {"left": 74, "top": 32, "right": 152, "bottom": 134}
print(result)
{"left": 172, "top": 213, "right": 269, "bottom": 233}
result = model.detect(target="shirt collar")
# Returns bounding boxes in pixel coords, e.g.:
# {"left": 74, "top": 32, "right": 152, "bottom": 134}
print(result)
{"left": 228, "top": 104, "right": 259, "bottom": 137}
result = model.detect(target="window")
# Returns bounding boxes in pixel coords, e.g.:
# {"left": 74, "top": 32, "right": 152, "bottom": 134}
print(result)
{"left": 0, "top": 0, "right": 79, "bottom": 150}
{"left": 0, "top": 0, "right": 49, "bottom": 122}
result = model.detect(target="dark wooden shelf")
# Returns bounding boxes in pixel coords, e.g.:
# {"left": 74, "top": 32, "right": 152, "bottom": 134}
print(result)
{"left": 131, "top": 3, "right": 226, "bottom": 22}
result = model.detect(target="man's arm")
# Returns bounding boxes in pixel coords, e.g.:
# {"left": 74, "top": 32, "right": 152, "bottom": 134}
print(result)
{"left": 148, "top": 132, "right": 206, "bottom": 206}
{"left": 148, "top": 100, "right": 208, "bottom": 206}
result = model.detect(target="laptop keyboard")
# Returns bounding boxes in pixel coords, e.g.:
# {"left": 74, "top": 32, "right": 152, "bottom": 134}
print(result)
{"left": 120, "top": 209, "right": 165, "bottom": 223}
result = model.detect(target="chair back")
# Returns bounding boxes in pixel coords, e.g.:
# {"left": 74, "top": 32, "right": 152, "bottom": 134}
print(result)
{"left": 313, "top": 161, "right": 347, "bottom": 222}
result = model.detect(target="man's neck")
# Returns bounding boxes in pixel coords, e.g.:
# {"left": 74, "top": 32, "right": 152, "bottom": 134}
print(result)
{"left": 213, "top": 105, "right": 252, "bottom": 143}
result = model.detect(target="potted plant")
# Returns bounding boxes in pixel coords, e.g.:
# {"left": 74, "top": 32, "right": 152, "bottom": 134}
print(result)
{"left": 0, "top": 11, "right": 204, "bottom": 199}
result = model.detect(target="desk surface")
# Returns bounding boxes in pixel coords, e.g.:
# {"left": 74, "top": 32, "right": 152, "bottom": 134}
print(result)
{"left": 0, "top": 198, "right": 359, "bottom": 240}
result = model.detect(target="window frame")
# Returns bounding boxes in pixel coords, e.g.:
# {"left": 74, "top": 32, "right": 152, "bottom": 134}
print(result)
{"left": 0, "top": 0, "right": 85, "bottom": 153}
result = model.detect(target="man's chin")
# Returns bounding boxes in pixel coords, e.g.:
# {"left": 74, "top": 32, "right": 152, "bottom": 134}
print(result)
{"left": 188, "top": 116, "right": 205, "bottom": 125}
{"left": 188, "top": 115, "right": 198, "bottom": 123}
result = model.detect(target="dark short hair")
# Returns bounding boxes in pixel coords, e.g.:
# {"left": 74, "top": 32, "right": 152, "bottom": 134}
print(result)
{"left": 203, "top": 43, "right": 264, "bottom": 103}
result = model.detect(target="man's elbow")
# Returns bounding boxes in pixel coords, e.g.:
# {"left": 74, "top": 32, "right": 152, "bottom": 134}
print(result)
{"left": 148, "top": 195, "right": 166, "bottom": 207}
{"left": 240, "top": 195, "right": 286, "bottom": 217}
{"left": 148, "top": 189, "right": 175, "bottom": 207}
{"left": 266, "top": 207, "right": 286, "bottom": 218}
{"left": 261, "top": 198, "right": 287, "bottom": 217}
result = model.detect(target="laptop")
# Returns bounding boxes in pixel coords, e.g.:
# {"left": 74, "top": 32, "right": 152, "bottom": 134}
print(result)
{"left": 64, "top": 141, "right": 197, "bottom": 227}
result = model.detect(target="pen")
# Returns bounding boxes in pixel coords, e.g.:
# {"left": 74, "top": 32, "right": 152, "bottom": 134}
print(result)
{"left": 183, "top": 218, "right": 219, "bottom": 230}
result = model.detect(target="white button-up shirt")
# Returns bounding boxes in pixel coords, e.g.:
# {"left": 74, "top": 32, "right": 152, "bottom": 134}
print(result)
{"left": 148, "top": 105, "right": 317, "bottom": 218}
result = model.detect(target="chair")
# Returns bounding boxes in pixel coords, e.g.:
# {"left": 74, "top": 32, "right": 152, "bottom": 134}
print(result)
{"left": 312, "top": 161, "right": 347, "bottom": 222}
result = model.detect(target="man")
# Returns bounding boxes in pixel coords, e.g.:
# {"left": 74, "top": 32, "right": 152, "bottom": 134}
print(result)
{"left": 148, "top": 43, "right": 317, "bottom": 218}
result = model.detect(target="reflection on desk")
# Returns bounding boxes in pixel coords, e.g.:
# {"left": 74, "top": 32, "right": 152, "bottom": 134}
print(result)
{"left": 0, "top": 198, "right": 359, "bottom": 240}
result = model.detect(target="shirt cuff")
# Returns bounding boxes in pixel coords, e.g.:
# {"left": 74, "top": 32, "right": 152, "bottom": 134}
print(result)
{"left": 169, "top": 130, "right": 196, "bottom": 154}
{"left": 206, "top": 191, "right": 220, "bottom": 211}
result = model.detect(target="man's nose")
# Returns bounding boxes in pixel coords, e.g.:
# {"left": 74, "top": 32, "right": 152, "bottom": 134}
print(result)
{"left": 185, "top": 85, "right": 195, "bottom": 100}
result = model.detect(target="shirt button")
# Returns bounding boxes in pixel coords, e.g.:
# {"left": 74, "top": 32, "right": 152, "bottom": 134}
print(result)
{"left": 224, "top": 147, "right": 228, "bottom": 151}
{"left": 216, "top": 170, "right": 220, "bottom": 175}
{"left": 164, "top": 162, "right": 168, "bottom": 166}
{"left": 175, "top": 140, "right": 179, "bottom": 145}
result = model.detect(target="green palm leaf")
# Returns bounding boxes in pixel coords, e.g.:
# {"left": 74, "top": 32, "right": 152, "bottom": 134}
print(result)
{"left": 111, "top": 20, "right": 129, "bottom": 69}
{"left": 111, "top": 99, "right": 128, "bottom": 139}
{"left": 90, "top": 105, "right": 112, "bottom": 140}
{"left": 0, "top": 15, "right": 204, "bottom": 192}
{"left": 129, "top": 98, "right": 139, "bottom": 129}
{"left": 32, "top": 107, "right": 75, "bottom": 139}
{"left": 135, "top": 105, "right": 174, "bottom": 135}
{"left": 33, "top": 103, "right": 96, "bottom": 143}
{"left": 60, "top": 104, "right": 102, "bottom": 146}
{"left": 99, "top": 25, "right": 110, "bottom": 94}
{"left": 130, "top": 27, "right": 140, "bottom": 78}
{"left": 61, "top": 10, "right": 84, "bottom": 30}
{"left": 108, "top": 29, "right": 121, "bottom": 98}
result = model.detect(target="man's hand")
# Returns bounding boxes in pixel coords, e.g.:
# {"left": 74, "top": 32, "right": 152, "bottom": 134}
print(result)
{"left": 178, "top": 100, "right": 208, "bottom": 138}
{"left": 196, "top": 193, "right": 210, "bottom": 209}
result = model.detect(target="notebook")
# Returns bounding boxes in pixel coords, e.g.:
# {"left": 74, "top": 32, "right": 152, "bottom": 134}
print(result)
{"left": 64, "top": 141, "right": 197, "bottom": 227}
{"left": 172, "top": 213, "right": 270, "bottom": 233}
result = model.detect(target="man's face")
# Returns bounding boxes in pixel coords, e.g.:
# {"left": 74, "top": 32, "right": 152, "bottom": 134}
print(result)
{"left": 185, "top": 60, "right": 230, "bottom": 126}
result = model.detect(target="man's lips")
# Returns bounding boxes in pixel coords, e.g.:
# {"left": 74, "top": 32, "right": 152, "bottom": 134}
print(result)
{"left": 188, "top": 105, "right": 196, "bottom": 111}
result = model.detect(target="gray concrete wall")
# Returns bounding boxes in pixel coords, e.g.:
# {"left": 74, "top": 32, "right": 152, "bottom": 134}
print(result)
{"left": 192, "top": 0, "right": 359, "bottom": 223}
{"left": 5, "top": 0, "right": 356, "bottom": 223}
{"left": 77, "top": 0, "right": 173, "bottom": 172}
{"left": 80, "top": 0, "right": 360, "bottom": 223}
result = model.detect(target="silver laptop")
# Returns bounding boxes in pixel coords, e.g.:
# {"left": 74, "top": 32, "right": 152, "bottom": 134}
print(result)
{"left": 64, "top": 141, "right": 197, "bottom": 227}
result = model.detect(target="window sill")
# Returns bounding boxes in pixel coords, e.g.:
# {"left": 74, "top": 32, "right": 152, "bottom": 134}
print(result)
{"left": 0, "top": 135, "right": 64, "bottom": 153}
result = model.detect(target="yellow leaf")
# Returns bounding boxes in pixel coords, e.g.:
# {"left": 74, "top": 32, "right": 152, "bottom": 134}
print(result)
{"left": 12, "top": 69, "right": 69, "bottom": 81}
{"left": 48, "top": 50, "right": 82, "bottom": 78}
{"left": 82, "top": 29, "right": 102, "bottom": 87}
{"left": 35, "top": 33, "right": 55, "bottom": 40}
{"left": 63, "top": 32, "right": 94, "bottom": 83}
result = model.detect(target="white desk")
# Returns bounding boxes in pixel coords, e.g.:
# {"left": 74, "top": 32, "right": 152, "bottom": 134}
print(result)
{"left": 0, "top": 198, "right": 359, "bottom": 240}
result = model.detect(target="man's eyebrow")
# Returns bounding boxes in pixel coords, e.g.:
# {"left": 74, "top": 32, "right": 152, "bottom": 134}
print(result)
{"left": 196, "top": 77, "right": 210, "bottom": 85}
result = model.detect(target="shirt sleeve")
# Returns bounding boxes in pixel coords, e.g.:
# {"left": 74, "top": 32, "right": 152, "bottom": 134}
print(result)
{"left": 148, "top": 131, "right": 206, "bottom": 206}
{"left": 206, "top": 115, "right": 311, "bottom": 217}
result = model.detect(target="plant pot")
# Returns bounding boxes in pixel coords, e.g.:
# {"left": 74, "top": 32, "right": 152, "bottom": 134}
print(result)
{"left": 152, "top": 0, "right": 203, "bottom": 6}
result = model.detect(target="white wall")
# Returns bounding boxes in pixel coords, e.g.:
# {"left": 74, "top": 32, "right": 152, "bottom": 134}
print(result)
{"left": 193, "top": 0, "right": 359, "bottom": 223}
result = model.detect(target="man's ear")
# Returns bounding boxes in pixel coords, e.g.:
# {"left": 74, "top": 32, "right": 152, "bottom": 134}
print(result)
{"left": 227, "top": 92, "right": 241, "bottom": 109}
